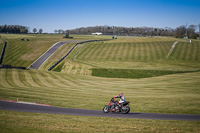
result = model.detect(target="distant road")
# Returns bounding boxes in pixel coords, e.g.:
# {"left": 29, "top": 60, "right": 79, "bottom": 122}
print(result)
{"left": 28, "top": 41, "right": 81, "bottom": 69}
{"left": 0, "top": 100, "right": 199, "bottom": 121}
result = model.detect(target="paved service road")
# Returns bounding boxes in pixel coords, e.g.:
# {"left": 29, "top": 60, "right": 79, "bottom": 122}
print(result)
{"left": 0, "top": 100, "right": 200, "bottom": 121}
{"left": 28, "top": 41, "right": 80, "bottom": 69}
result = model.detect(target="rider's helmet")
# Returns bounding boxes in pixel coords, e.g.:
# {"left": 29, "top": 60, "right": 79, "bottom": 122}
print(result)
{"left": 119, "top": 93, "right": 123, "bottom": 97}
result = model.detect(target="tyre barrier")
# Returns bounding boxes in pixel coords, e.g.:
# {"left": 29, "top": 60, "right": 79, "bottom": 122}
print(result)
{"left": 0, "top": 42, "right": 7, "bottom": 64}
{"left": 48, "top": 39, "right": 111, "bottom": 71}
{"left": 0, "top": 65, "right": 26, "bottom": 70}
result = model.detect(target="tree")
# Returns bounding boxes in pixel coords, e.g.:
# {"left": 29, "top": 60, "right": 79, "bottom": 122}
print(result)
{"left": 188, "top": 25, "right": 198, "bottom": 39}
{"left": 58, "top": 29, "right": 64, "bottom": 34}
{"left": 0, "top": 25, "right": 28, "bottom": 33}
{"left": 54, "top": 29, "right": 58, "bottom": 34}
{"left": 33, "top": 28, "right": 37, "bottom": 33}
{"left": 38, "top": 29, "right": 43, "bottom": 34}
{"left": 174, "top": 26, "right": 186, "bottom": 38}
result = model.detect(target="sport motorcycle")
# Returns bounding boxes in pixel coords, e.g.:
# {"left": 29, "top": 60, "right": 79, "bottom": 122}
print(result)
{"left": 103, "top": 98, "right": 130, "bottom": 114}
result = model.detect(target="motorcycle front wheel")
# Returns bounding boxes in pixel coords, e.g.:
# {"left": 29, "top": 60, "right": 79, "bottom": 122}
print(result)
{"left": 103, "top": 105, "right": 110, "bottom": 113}
{"left": 121, "top": 106, "right": 130, "bottom": 114}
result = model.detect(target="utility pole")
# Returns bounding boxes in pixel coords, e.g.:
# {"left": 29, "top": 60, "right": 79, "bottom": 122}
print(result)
{"left": 186, "top": 23, "right": 188, "bottom": 38}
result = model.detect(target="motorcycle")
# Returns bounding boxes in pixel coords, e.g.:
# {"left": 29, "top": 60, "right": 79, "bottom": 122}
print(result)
{"left": 103, "top": 98, "right": 130, "bottom": 114}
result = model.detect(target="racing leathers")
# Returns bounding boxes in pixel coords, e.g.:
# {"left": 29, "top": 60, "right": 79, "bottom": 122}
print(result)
{"left": 113, "top": 94, "right": 125, "bottom": 107}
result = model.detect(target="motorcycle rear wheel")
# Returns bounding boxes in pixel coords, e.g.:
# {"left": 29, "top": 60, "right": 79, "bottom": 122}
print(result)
{"left": 103, "top": 105, "right": 110, "bottom": 113}
{"left": 121, "top": 106, "right": 130, "bottom": 114}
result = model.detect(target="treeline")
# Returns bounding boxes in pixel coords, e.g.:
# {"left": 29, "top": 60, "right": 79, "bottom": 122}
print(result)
{"left": 0, "top": 25, "right": 28, "bottom": 34}
{"left": 66, "top": 25, "right": 199, "bottom": 39}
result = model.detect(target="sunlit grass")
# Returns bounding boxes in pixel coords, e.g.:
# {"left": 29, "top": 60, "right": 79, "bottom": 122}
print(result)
{"left": 0, "top": 69, "right": 200, "bottom": 114}
{"left": 0, "top": 111, "right": 200, "bottom": 133}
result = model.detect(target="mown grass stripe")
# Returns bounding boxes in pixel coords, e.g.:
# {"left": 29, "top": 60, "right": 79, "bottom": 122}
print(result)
{"left": 84, "top": 43, "right": 99, "bottom": 60}
{"left": 191, "top": 43, "right": 197, "bottom": 62}
{"left": 132, "top": 43, "right": 137, "bottom": 60}
{"left": 116, "top": 43, "right": 122, "bottom": 61}
{"left": 137, "top": 43, "right": 142, "bottom": 60}
{"left": 115, "top": 43, "right": 122, "bottom": 61}
{"left": 132, "top": 43, "right": 137, "bottom": 61}
{"left": 89, "top": 43, "right": 102, "bottom": 60}
{"left": 183, "top": 43, "right": 190, "bottom": 61}
{"left": 4, "top": 42, "right": 27, "bottom": 65}
{"left": 95, "top": 43, "right": 107, "bottom": 61}
{"left": 102, "top": 43, "right": 112, "bottom": 61}
{"left": 122, "top": 43, "right": 128, "bottom": 61}
{"left": 24, "top": 70, "right": 40, "bottom": 87}
{"left": 28, "top": 70, "right": 46, "bottom": 87}
{"left": 141, "top": 43, "right": 146, "bottom": 60}
{"left": 83, "top": 43, "right": 98, "bottom": 60}
{"left": 0, "top": 69, "right": 13, "bottom": 88}
{"left": 122, "top": 43, "right": 129, "bottom": 61}
{"left": 174, "top": 43, "right": 183, "bottom": 60}
{"left": 187, "top": 43, "right": 194, "bottom": 61}
{"left": 149, "top": 43, "right": 155, "bottom": 60}
{"left": 76, "top": 43, "right": 91, "bottom": 60}
{"left": 42, "top": 72, "right": 67, "bottom": 88}
{"left": 100, "top": 43, "right": 111, "bottom": 61}
{"left": 145, "top": 43, "right": 151, "bottom": 60}
{"left": 36, "top": 72, "right": 55, "bottom": 87}
{"left": 179, "top": 43, "right": 187, "bottom": 60}
{"left": 158, "top": 42, "right": 167, "bottom": 59}
{"left": 195, "top": 43, "right": 200, "bottom": 61}
{"left": 11, "top": 69, "right": 26, "bottom": 88}
{"left": 6, "top": 69, "right": 19, "bottom": 87}
{"left": 154, "top": 42, "right": 162, "bottom": 60}
{"left": 18, "top": 70, "right": 32, "bottom": 87}
{"left": 85, "top": 43, "right": 98, "bottom": 60}
{"left": 54, "top": 75, "right": 79, "bottom": 87}
{"left": 126, "top": 43, "right": 132, "bottom": 61}
{"left": 103, "top": 43, "right": 114, "bottom": 61}
{"left": 110, "top": 43, "right": 119, "bottom": 61}
{"left": 97, "top": 43, "right": 108, "bottom": 61}
{"left": 54, "top": 74, "right": 80, "bottom": 87}
{"left": 173, "top": 43, "right": 180, "bottom": 59}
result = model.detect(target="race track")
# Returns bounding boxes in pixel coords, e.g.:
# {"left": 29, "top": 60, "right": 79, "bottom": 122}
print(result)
{"left": 0, "top": 100, "right": 199, "bottom": 121}
{"left": 28, "top": 41, "right": 80, "bottom": 69}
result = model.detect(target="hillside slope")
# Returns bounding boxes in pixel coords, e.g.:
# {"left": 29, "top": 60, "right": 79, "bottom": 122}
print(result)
{"left": 0, "top": 68, "right": 200, "bottom": 114}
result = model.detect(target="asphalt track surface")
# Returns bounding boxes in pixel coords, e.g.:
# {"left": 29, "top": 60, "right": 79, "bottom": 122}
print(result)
{"left": 0, "top": 101, "right": 200, "bottom": 121}
{"left": 28, "top": 41, "right": 80, "bottom": 69}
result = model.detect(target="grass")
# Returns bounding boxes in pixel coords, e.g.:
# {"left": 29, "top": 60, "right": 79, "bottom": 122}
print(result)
{"left": 92, "top": 68, "right": 197, "bottom": 79}
{"left": 0, "top": 34, "right": 110, "bottom": 68}
{"left": 0, "top": 111, "right": 200, "bottom": 133}
{"left": 69, "top": 38, "right": 200, "bottom": 74}
{"left": 0, "top": 68, "right": 200, "bottom": 114}
{"left": 0, "top": 35, "right": 200, "bottom": 132}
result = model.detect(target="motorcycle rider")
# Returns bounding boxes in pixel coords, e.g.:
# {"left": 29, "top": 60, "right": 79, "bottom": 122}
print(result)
{"left": 113, "top": 93, "right": 125, "bottom": 108}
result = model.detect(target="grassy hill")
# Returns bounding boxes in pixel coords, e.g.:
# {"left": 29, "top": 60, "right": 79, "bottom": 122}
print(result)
{"left": 1, "top": 34, "right": 199, "bottom": 114}
{"left": 0, "top": 68, "right": 200, "bottom": 114}
{"left": 0, "top": 34, "right": 200, "bottom": 132}
{"left": 0, "top": 34, "right": 110, "bottom": 68}
{"left": 51, "top": 37, "right": 200, "bottom": 78}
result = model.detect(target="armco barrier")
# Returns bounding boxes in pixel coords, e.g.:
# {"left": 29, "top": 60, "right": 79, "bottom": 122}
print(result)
{"left": 48, "top": 39, "right": 111, "bottom": 71}
{"left": 0, "top": 42, "right": 7, "bottom": 64}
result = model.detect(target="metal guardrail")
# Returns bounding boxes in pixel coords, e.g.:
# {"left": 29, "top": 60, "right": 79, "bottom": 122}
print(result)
{"left": 48, "top": 39, "right": 111, "bottom": 71}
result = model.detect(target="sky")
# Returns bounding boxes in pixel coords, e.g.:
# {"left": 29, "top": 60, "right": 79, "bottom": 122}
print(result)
{"left": 0, "top": 0, "right": 200, "bottom": 33}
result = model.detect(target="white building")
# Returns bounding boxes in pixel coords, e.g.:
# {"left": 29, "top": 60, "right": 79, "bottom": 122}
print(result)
{"left": 91, "top": 32, "right": 102, "bottom": 35}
